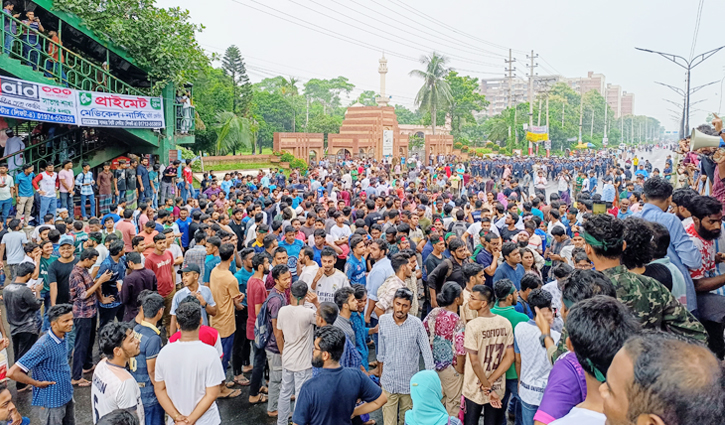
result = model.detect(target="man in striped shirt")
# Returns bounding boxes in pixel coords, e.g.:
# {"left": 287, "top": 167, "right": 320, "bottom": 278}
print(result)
{"left": 378, "top": 287, "right": 434, "bottom": 425}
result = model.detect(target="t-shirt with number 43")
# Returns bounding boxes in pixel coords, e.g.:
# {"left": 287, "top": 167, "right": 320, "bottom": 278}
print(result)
{"left": 461, "top": 315, "right": 513, "bottom": 406}
{"left": 91, "top": 358, "right": 144, "bottom": 424}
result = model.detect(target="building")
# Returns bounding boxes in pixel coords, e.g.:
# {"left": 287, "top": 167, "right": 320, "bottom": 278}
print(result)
{"left": 478, "top": 75, "right": 563, "bottom": 117}
{"left": 566, "top": 71, "right": 606, "bottom": 95}
{"left": 606, "top": 84, "right": 623, "bottom": 118}
{"left": 621, "top": 92, "right": 635, "bottom": 116}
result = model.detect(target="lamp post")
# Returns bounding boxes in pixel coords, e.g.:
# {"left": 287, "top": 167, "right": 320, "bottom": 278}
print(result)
{"left": 637, "top": 46, "right": 725, "bottom": 136}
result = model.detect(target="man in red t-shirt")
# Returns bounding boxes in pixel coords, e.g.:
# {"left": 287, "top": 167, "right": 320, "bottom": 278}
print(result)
{"left": 145, "top": 233, "right": 176, "bottom": 335}
{"left": 247, "top": 253, "right": 270, "bottom": 404}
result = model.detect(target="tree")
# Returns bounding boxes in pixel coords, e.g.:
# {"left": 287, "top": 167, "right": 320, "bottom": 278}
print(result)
{"left": 222, "top": 45, "right": 252, "bottom": 115}
{"left": 394, "top": 105, "right": 423, "bottom": 125}
{"left": 307, "top": 114, "right": 343, "bottom": 142}
{"left": 189, "top": 66, "right": 234, "bottom": 154}
{"left": 251, "top": 90, "right": 295, "bottom": 151}
{"left": 304, "top": 77, "right": 355, "bottom": 114}
{"left": 53, "top": 0, "right": 208, "bottom": 91}
{"left": 354, "top": 91, "right": 378, "bottom": 106}
{"left": 409, "top": 52, "right": 453, "bottom": 135}
{"left": 214, "top": 111, "right": 253, "bottom": 155}
{"left": 445, "top": 71, "right": 488, "bottom": 134}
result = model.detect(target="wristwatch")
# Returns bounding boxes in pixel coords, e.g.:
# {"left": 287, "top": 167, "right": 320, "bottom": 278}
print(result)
{"left": 201, "top": 302, "right": 207, "bottom": 308}
{"left": 539, "top": 333, "right": 550, "bottom": 348}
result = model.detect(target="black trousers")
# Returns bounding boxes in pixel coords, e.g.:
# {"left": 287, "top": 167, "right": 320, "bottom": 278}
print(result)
{"left": 249, "top": 344, "right": 267, "bottom": 397}
{"left": 464, "top": 397, "right": 504, "bottom": 425}
{"left": 232, "top": 308, "right": 251, "bottom": 375}
{"left": 72, "top": 316, "right": 96, "bottom": 380}
{"left": 12, "top": 332, "right": 37, "bottom": 389}
{"left": 98, "top": 305, "right": 123, "bottom": 334}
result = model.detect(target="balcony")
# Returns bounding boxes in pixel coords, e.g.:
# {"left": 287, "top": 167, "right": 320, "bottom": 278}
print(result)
{"left": 0, "top": 14, "right": 149, "bottom": 96}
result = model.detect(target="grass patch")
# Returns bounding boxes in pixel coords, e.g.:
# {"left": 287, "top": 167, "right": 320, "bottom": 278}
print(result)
{"left": 192, "top": 162, "right": 274, "bottom": 172}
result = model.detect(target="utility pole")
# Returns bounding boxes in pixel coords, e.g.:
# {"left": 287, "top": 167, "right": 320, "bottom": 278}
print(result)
{"left": 537, "top": 98, "right": 542, "bottom": 125}
{"left": 562, "top": 101, "right": 565, "bottom": 127}
{"left": 620, "top": 115, "right": 624, "bottom": 143}
{"left": 505, "top": 49, "right": 516, "bottom": 108}
{"left": 590, "top": 108, "right": 594, "bottom": 139}
{"left": 636, "top": 46, "right": 725, "bottom": 135}
{"left": 631, "top": 115, "right": 634, "bottom": 145}
{"left": 603, "top": 98, "right": 608, "bottom": 144}
{"left": 306, "top": 95, "right": 310, "bottom": 128}
{"left": 578, "top": 79, "right": 583, "bottom": 143}
{"left": 526, "top": 50, "right": 538, "bottom": 156}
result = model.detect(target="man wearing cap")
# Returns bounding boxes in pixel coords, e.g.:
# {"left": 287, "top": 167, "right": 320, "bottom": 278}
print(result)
{"left": 169, "top": 264, "right": 217, "bottom": 335}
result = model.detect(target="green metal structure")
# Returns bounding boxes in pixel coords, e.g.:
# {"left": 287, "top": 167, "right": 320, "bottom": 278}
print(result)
{"left": 0, "top": 0, "right": 194, "bottom": 175}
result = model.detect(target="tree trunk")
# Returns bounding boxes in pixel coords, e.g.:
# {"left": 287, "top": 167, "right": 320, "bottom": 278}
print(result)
{"left": 432, "top": 104, "right": 437, "bottom": 135}
{"left": 251, "top": 138, "right": 256, "bottom": 155}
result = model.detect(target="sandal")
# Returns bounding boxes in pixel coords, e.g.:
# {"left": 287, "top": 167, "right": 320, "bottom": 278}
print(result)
{"left": 234, "top": 376, "right": 250, "bottom": 386}
{"left": 218, "top": 389, "right": 241, "bottom": 399}
{"left": 249, "top": 394, "right": 268, "bottom": 405}
{"left": 260, "top": 386, "right": 268, "bottom": 394}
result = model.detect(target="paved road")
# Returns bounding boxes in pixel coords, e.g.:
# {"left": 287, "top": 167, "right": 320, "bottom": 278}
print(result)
{"left": 7, "top": 148, "right": 674, "bottom": 424}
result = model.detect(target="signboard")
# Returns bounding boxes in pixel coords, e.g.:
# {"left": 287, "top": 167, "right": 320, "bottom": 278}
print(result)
{"left": 0, "top": 76, "right": 78, "bottom": 124}
{"left": 78, "top": 92, "right": 165, "bottom": 128}
{"left": 567, "top": 137, "right": 578, "bottom": 142}
{"left": 526, "top": 125, "right": 548, "bottom": 142}
{"left": 545, "top": 140, "right": 552, "bottom": 150}
{"left": 111, "top": 156, "right": 131, "bottom": 169}
{"left": 0, "top": 75, "right": 165, "bottom": 128}
{"left": 602, "top": 137, "right": 608, "bottom": 146}
{"left": 382, "top": 129, "right": 394, "bottom": 156}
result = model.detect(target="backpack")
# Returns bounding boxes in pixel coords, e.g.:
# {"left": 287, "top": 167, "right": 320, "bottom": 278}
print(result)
{"left": 254, "top": 290, "right": 285, "bottom": 349}
{"left": 449, "top": 221, "right": 468, "bottom": 240}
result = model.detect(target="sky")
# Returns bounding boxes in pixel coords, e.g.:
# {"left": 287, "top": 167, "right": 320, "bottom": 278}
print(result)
{"left": 157, "top": 0, "right": 725, "bottom": 132}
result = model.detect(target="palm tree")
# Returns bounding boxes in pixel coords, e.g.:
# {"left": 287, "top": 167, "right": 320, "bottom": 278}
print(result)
{"left": 409, "top": 52, "right": 453, "bottom": 135}
{"left": 214, "top": 111, "right": 253, "bottom": 155}
{"left": 279, "top": 77, "right": 300, "bottom": 131}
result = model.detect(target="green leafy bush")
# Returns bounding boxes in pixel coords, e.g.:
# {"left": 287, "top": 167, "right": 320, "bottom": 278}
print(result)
{"left": 280, "top": 152, "right": 295, "bottom": 162}
{"left": 290, "top": 158, "right": 308, "bottom": 171}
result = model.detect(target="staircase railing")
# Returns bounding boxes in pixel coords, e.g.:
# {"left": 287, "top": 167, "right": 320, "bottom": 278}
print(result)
{"left": 0, "top": 13, "right": 149, "bottom": 96}
{"left": 174, "top": 103, "right": 195, "bottom": 135}
{"left": 0, "top": 127, "right": 115, "bottom": 177}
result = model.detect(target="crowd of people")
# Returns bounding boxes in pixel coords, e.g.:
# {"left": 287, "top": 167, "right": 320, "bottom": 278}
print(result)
{"left": 0, "top": 120, "right": 722, "bottom": 425}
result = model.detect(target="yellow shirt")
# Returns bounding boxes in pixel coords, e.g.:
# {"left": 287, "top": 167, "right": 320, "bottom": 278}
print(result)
{"left": 209, "top": 266, "right": 241, "bottom": 338}
{"left": 462, "top": 315, "right": 513, "bottom": 405}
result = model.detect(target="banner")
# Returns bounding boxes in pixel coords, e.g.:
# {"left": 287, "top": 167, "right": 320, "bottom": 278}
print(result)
{"left": 0, "top": 76, "right": 78, "bottom": 124}
{"left": 382, "top": 129, "right": 393, "bottom": 156}
{"left": 77, "top": 91, "right": 165, "bottom": 128}
{"left": 0, "top": 75, "right": 165, "bottom": 128}
{"left": 526, "top": 125, "right": 548, "bottom": 142}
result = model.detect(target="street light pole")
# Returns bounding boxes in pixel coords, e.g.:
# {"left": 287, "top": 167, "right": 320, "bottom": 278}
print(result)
{"left": 637, "top": 45, "right": 725, "bottom": 135}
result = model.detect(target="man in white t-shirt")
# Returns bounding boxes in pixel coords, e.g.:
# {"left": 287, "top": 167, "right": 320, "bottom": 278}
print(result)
{"left": 92, "top": 322, "right": 144, "bottom": 424}
{"left": 275, "top": 280, "right": 319, "bottom": 425}
{"left": 164, "top": 228, "right": 184, "bottom": 286}
{"left": 311, "top": 247, "right": 350, "bottom": 304}
{"left": 155, "top": 301, "right": 225, "bottom": 425}
{"left": 0, "top": 163, "right": 15, "bottom": 223}
{"left": 170, "top": 264, "right": 217, "bottom": 335}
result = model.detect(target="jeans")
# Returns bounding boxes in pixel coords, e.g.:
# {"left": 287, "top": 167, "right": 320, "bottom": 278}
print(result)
{"left": 138, "top": 189, "right": 149, "bottom": 204}
{"left": 501, "top": 378, "right": 520, "bottom": 425}
{"left": 265, "top": 350, "right": 282, "bottom": 412}
{"left": 3, "top": 32, "right": 13, "bottom": 55}
{"left": 518, "top": 400, "right": 538, "bottom": 425}
{"left": 22, "top": 35, "right": 39, "bottom": 69}
{"left": 37, "top": 399, "right": 75, "bottom": 425}
{"left": 249, "top": 344, "right": 267, "bottom": 397}
{"left": 159, "top": 181, "right": 175, "bottom": 206}
{"left": 152, "top": 190, "right": 158, "bottom": 209}
{"left": 80, "top": 193, "right": 95, "bottom": 218}
{"left": 59, "top": 192, "right": 72, "bottom": 212}
{"left": 98, "top": 305, "right": 122, "bottom": 334}
{"left": 277, "top": 368, "right": 312, "bottom": 425}
{"left": 143, "top": 402, "right": 165, "bottom": 425}
{"left": 41, "top": 292, "right": 50, "bottom": 333}
{"left": 220, "top": 334, "right": 235, "bottom": 378}
{"left": 232, "top": 308, "right": 251, "bottom": 375}
{"left": 0, "top": 198, "right": 11, "bottom": 223}
{"left": 39, "top": 196, "right": 57, "bottom": 220}
{"left": 464, "top": 396, "right": 504, "bottom": 425}
{"left": 11, "top": 332, "right": 38, "bottom": 390}
{"left": 72, "top": 316, "right": 96, "bottom": 380}
{"left": 65, "top": 325, "right": 76, "bottom": 362}
{"left": 180, "top": 184, "right": 189, "bottom": 203}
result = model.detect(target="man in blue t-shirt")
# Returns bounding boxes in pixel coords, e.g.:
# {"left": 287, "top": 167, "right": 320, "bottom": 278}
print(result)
{"left": 293, "top": 326, "right": 385, "bottom": 425}
{"left": 130, "top": 293, "right": 165, "bottom": 425}
{"left": 279, "top": 226, "right": 304, "bottom": 282}
{"left": 493, "top": 241, "right": 525, "bottom": 290}
{"left": 175, "top": 209, "right": 192, "bottom": 249}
